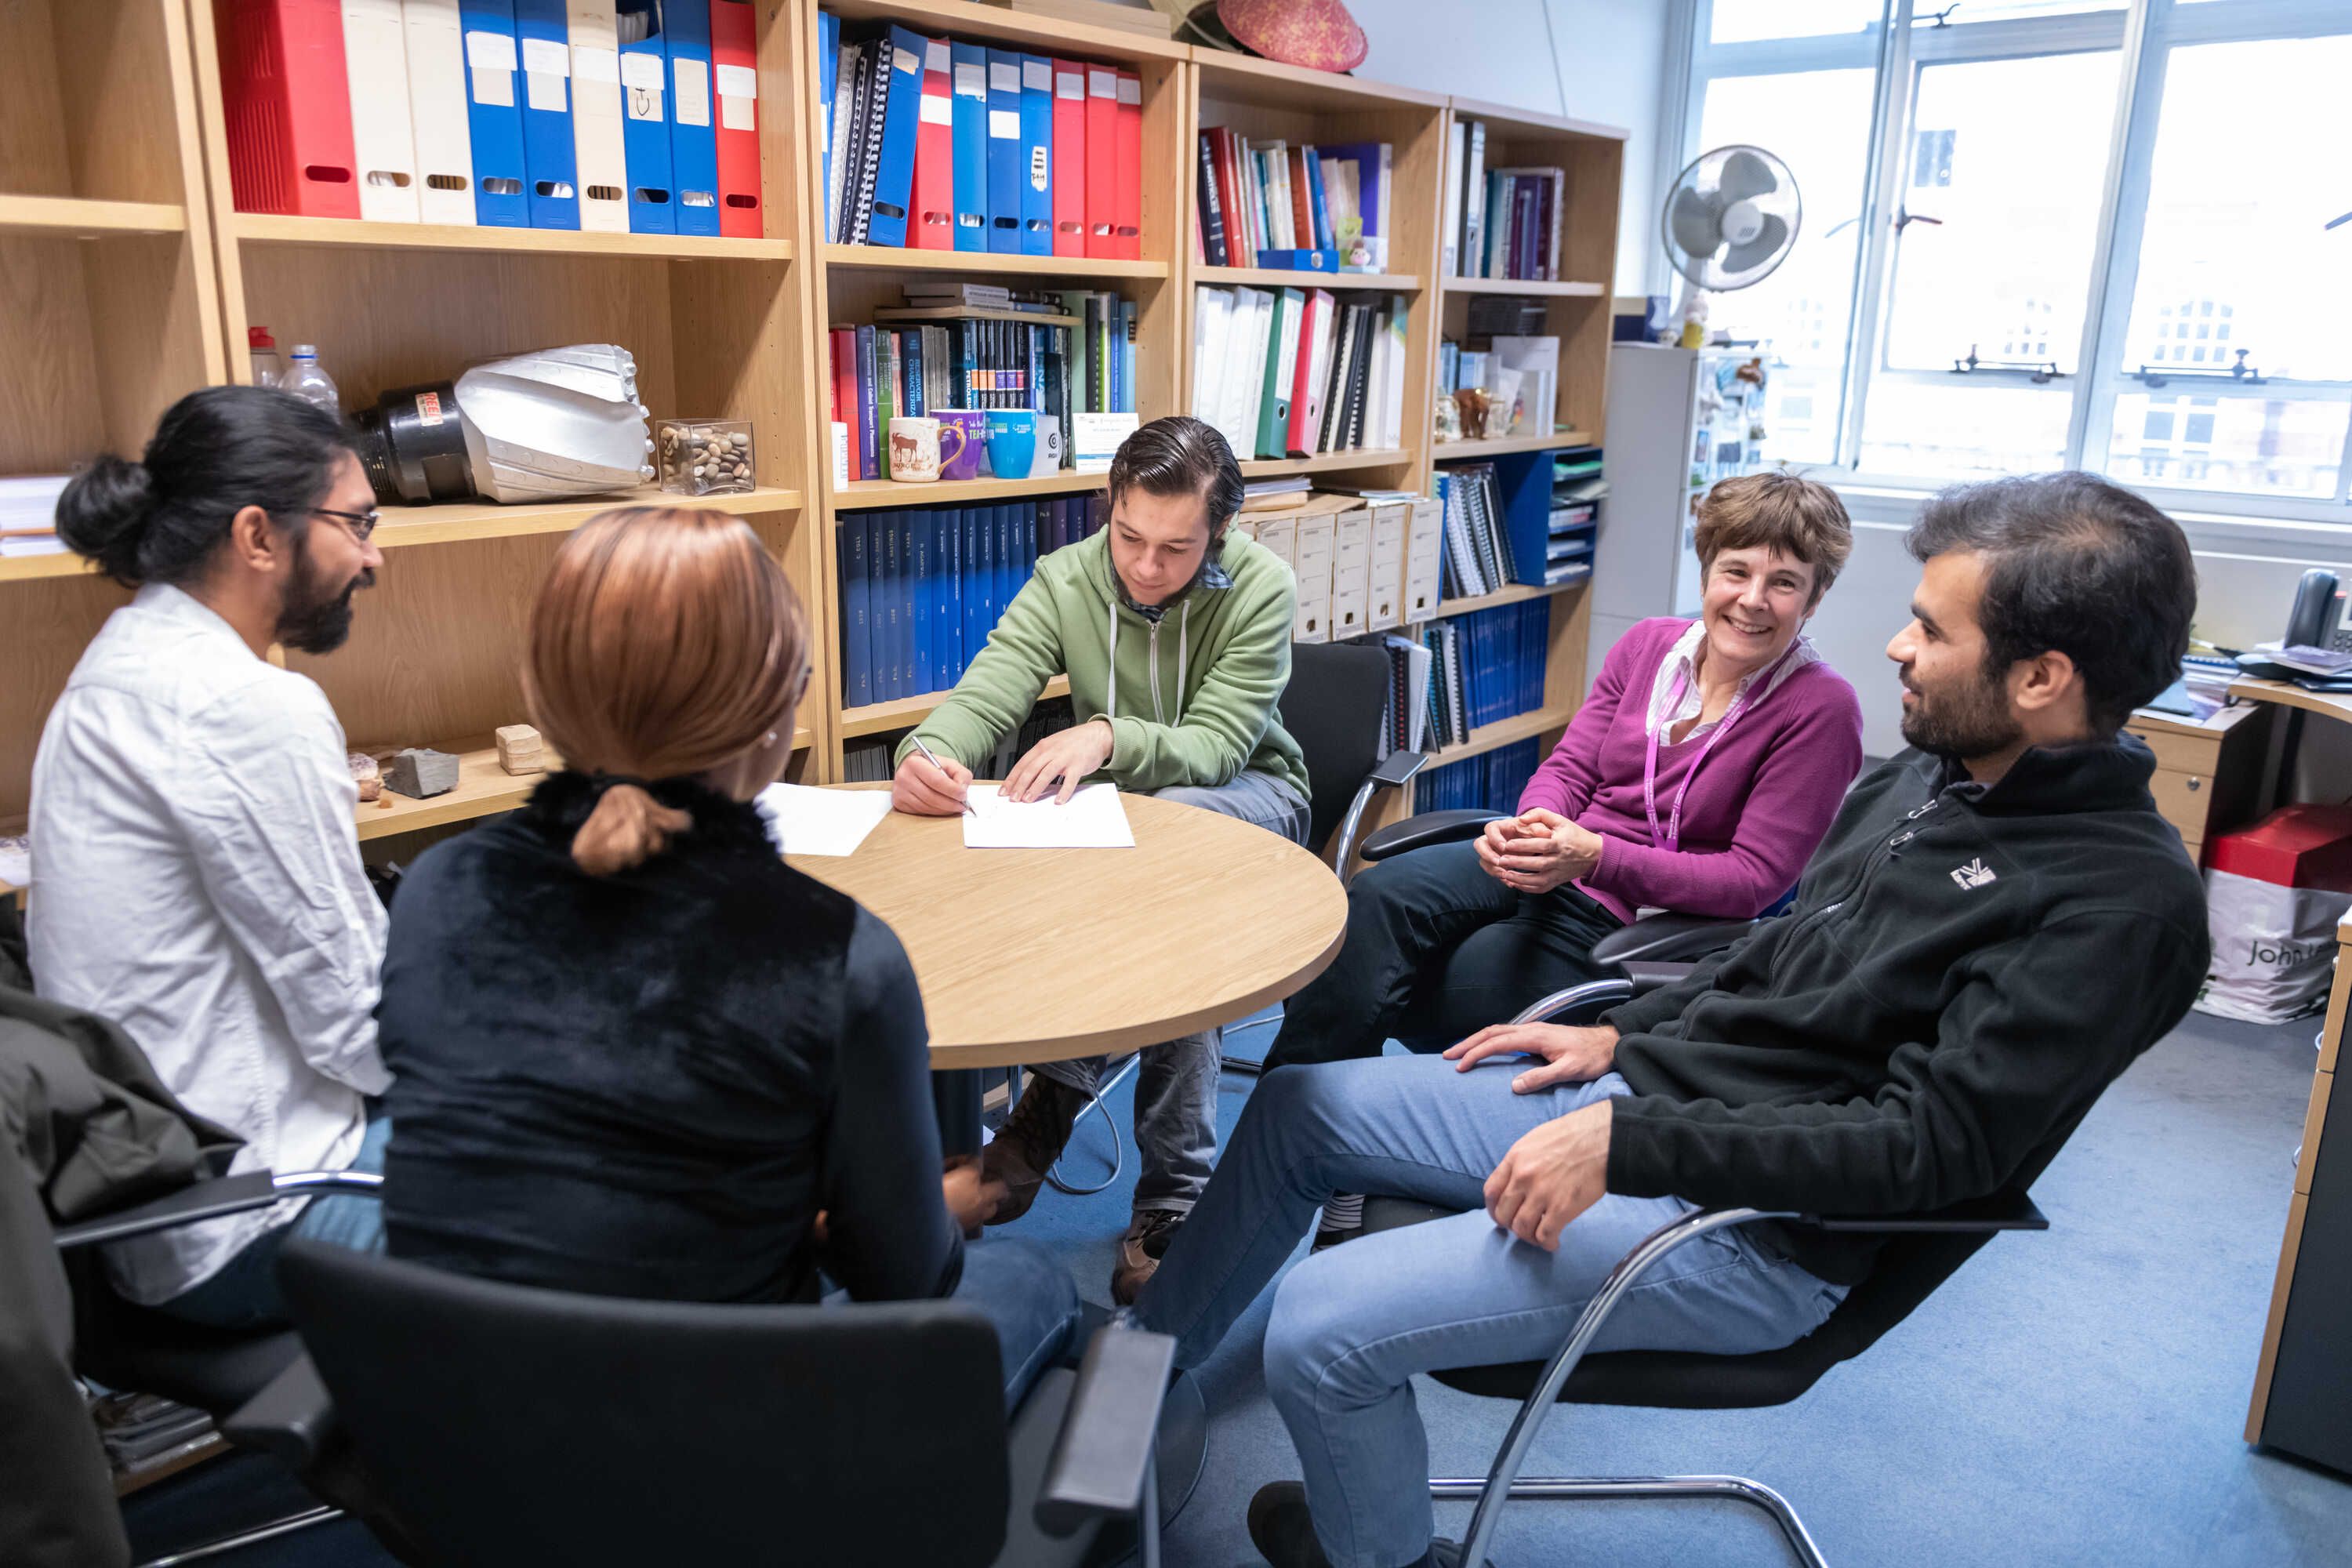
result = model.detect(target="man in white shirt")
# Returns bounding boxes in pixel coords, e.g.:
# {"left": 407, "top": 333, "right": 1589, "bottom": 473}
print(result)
{"left": 31, "top": 386, "right": 390, "bottom": 1326}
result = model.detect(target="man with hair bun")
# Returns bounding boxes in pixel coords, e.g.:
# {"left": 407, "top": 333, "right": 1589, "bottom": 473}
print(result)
{"left": 32, "top": 384, "right": 390, "bottom": 1326}
{"left": 891, "top": 414, "right": 1312, "bottom": 1303}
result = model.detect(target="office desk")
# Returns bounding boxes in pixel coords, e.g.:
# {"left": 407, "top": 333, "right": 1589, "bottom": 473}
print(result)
{"left": 787, "top": 785, "right": 1348, "bottom": 1071}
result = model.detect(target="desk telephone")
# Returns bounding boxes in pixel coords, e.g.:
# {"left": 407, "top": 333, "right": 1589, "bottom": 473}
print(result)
{"left": 2285, "top": 569, "right": 2351, "bottom": 654}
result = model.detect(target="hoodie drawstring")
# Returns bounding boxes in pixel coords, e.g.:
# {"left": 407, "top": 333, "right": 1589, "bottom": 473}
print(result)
{"left": 1105, "top": 595, "right": 1191, "bottom": 727}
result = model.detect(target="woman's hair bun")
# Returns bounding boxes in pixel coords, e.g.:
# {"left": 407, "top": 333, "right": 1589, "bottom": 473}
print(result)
{"left": 55, "top": 453, "right": 158, "bottom": 585}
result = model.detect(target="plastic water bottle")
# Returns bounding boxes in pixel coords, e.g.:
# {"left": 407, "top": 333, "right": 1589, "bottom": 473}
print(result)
{"left": 247, "top": 325, "right": 282, "bottom": 388}
{"left": 281, "top": 345, "right": 339, "bottom": 417}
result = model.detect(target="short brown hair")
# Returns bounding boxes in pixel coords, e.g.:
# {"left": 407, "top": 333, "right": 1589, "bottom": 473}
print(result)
{"left": 524, "top": 506, "right": 809, "bottom": 873}
{"left": 1693, "top": 471, "right": 1854, "bottom": 604}
{"left": 1107, "top": 415, "right": 1244, "bottom": 537}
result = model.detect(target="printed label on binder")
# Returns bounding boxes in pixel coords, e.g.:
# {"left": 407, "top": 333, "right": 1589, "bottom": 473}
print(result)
{"left": 675, "top": 60, "right": 710, "bottom": 126}
{"left": 1022, "top": 59, "right": 1050, "bottom": 91}
{"left": 990, "top": 61, "right": 1019, "bottom": 93}
{"left": 989, "top": 110, "right": 1019, "bottom": 139}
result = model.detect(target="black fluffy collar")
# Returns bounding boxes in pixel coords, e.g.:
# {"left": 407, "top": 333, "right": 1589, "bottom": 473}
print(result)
{"left": 518, "top": 769, "right": 775, "bottom": 859}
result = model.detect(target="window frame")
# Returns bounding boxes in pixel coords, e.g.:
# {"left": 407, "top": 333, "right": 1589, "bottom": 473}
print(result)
{"left": 1674, "top": 0, "right": 2352, "bottom": 524}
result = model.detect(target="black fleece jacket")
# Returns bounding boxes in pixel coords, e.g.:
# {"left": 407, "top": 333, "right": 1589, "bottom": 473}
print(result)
{"left": 379, "top": 771, "right": 960, "bottom": 1307}
{"left": 1601, "top": 735, "right": 2209, "bottom": 1284}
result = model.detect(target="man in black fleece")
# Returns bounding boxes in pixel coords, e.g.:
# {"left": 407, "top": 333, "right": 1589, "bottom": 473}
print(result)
{"left": 1135, "top": 472, "right": 2210, "bottom": 1568}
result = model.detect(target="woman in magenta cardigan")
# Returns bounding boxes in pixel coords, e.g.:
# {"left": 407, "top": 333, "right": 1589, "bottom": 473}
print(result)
{"left": 1265, "top": 471, "right": 1865, "bottom": 1077}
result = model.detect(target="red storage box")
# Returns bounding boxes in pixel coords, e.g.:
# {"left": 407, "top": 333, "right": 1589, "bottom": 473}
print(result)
{"left": 2207, "top": 803, "right": 2352, "bottom": 895}
{"left": 213, "top": 0, "right": 361, "bottom": 219}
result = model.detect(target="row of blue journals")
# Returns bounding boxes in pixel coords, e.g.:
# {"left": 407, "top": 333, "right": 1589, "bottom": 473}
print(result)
{"left": 837, "top": 496, "right": 1108, "bottom": 707}
{"left": 1418, "top": 599, "right": 1552, "bottom": 748}
{"left": 1415, "top": 739, "right": 1542, "bottom": 815}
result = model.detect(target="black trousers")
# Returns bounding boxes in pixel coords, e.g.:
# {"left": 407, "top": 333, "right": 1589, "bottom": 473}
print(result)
{"left": 1264, "top": 840, "right": 1626, "bottom": 1069}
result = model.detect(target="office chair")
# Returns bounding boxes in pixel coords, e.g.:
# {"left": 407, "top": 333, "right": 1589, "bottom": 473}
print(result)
{"left": 51, "top": 1167, "right": 388, "bottom": 1566}
{"left": 240, "top": 1240, "right": 1178, "bottom": 1568}
{"left": 1282, "top": 639, "right": 1428, "bottom": 880}
{"left": 1349, "top": 968, "right": 2049, "bottom": 1568}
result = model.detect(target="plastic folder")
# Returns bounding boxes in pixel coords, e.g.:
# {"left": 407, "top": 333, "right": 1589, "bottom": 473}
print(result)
{"left": 663, "top": 0, "right": 718, "bottom": 235}
{"left": 513, "top": 0, "right": 579, "bottom": 227}
{"left": 984, "top": 49, "right": 1023, "bottom": 255}
{"left": 1051, "top": 58, "right": 1086, "bottom": 258}
{"left": 344, "top": 0, "right": 421, "bottom": 220}
{"left": 614, "top": 0, "right": 673, "bottom": 232}
{"left": 216, "top": 0, "right": 361, "bottom": 218}
{"left": 909, "top": 37, "right": 953, "bottom": 249}
{"left": 949, "top": 42, "right": 989, "bottom": 252}
{"left": 710, "top": 0, "right": 760, "bottom": 236}
{"left": 1112, "top": 68, "right": 1141, "bottom": 260}
{"left": 1018, "top": 54, "right": 1051, "bottom": 256}
{"left": 567, "top": 0, "right": 630, "bottom": 232}
{"left": 1083, "top": 64, "right": 1116, "bottom": 258}
{"left": 865, "top": 24, "right": 925, "bottom": 249}
{"left": 459, "top": 0, "right": 528, "bottom": 225}
{"left": 403, "top": 0, "right": 475, "bottom": 225}
{"left": 818, "top": 9, "right": 838, "bottom": 215}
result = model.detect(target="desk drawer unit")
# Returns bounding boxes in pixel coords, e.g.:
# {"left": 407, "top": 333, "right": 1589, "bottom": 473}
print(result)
{"left": 2124, "top": 704, "right": 2270, "bottom": 862}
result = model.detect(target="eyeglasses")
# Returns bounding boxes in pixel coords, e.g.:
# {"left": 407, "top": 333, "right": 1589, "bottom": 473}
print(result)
{"left": 309, "top": 507, "right": 382, "bottom": 543}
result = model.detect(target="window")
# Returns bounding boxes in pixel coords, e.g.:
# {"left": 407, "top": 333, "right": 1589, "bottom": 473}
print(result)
{"left": 1678, "top": 0, "right": 2352, "bottom": 521}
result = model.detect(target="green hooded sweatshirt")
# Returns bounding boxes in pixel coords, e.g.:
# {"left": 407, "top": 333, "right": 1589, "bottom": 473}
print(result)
{"left": 895, "top": 527, "right": 1309, "bottom": 803}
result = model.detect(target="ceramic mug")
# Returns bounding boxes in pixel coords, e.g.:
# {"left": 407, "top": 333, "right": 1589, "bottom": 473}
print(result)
{"left": 984, "top": 409, "right": 1036, "bottom": 481}
{"left": 932, "top": 409, "right": 986, "bottom": 481}
{"left": 1029, "top": 414, "right": 1063, "bottom": 478}
{"left": 888, "top": 416, "right": 959, "bottom": 483}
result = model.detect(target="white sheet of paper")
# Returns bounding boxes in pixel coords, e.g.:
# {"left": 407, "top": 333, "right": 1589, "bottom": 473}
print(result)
{"left": 962, "top": 783, "right": 1135, "bottom": 849}
{"left": 756, "top": 785, "right": 894, "bottom": 857}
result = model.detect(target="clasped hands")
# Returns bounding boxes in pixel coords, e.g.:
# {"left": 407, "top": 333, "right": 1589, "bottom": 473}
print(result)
{"left": 1444, "top": 1018, "right": 1622, "bottom": 1251}
{"left": 1475, "top": 808, "right": 1604, "bottom": 895}
{"left": 891, "top": 719, "right": 1116, "bottom": 815}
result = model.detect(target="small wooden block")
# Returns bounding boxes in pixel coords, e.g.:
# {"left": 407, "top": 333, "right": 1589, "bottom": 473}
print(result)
{"left": 495, "top": 724, "right": 546, "bottom": 776}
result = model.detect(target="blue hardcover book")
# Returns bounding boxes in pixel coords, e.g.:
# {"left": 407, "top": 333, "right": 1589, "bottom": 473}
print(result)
{"left": 1020, "top": 499, "right": 1038, "bottom": 586}
{"left": 961, "top": 506, "right": 987, "bottom": 661}
{"left": 615, "top": 1, "right": 674, "bottom": 233}
{"left": 933, "top": 509, "right": 962, "bottom": 685}
{"left": 855, "top": 325, "right": 878, "bottom": 480}
{"left": 996, "top": 503, "right": 1018, "bottom": 617}
{"left": 459, "top": 0, "right": 530, "bottom": 227}
{"left": 1018, "top": 54, "right": 1052, "bottom": 256}
{"left": 973, "top": 506, "right": 998, "bottom": 648}
{"left": 984, "top": 49, "right": 1023, "bottom": 254}
{"left": 1120, "top": 298, "right": 1137, "bottom": 412}
{"left": 902, "top": 328, "right": 924, "bottom": 416}
{"left": 514, "top": 0, "right": 579, "bottom": 228}
{"left": 663, "top": 0, "right": 720, "bottom": 236}
{"left": 817, "top": 9, "right": 839, "bottom": 220}
{"left": 949, "top": 42, "right": 988, "bottom": 252}
{"left": 838, "top": 514, "right": 871, "bottom": 710}
{"left": 867, "top": 24, "right": 926, "bottom": 248}
{"left": 1025, "top": 325, "right": 1044, "bottom": 416}
{"left": 905, "top": 510, "right": 934, "bottom": 695}
{"left": 875, "top": 507, "right": 902, "bottom": 700}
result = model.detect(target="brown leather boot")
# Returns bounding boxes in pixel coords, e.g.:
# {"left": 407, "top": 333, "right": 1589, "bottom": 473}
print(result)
{"left": 1111, "top": 1208, "right": 1185, "bottom": 1305}
{"left": 978, "top": 1074, "right": 1087, "bottom": 1224}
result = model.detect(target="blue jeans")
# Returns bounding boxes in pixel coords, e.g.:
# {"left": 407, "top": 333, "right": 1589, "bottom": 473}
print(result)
{"left": 160, "top": 1116, "right": 393, "bottom": 1330}
{"left": 1030, "top": 770, "right": 1311, "bottom": 1213}
{"left": 1134, "top": 1058, "right": 1849, "bottom": 1568}
{"left": 951, "top": 1235, "right": 1084, "bottom": 1414}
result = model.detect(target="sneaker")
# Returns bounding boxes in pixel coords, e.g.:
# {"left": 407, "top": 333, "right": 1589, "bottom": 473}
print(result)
{"left": 978, "top": 1074, "right": 1086, "bottom": 1225}
{"left": 1111, "top": 1208, "right": 1185, "bottom": 1305}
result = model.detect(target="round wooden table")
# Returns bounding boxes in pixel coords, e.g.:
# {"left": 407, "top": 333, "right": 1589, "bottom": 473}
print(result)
{"left": 787, "top": 783, "right": 1348, "bottom": 1069}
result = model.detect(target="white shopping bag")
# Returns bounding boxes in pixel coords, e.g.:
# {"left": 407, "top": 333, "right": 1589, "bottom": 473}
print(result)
{"left": 2194, "top": 867, "right": 2349, "bottom": 1024}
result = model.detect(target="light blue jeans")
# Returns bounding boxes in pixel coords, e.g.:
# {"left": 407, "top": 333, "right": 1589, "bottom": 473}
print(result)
{"left": 161, "top": 1116, "right": 392, "bottom": 1329}
{"left": 1134, "top": 1057, "right": 1849, "bottom": 1568}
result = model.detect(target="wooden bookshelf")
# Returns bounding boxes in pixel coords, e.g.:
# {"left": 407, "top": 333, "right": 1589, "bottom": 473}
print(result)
{"left": 1432, "top": 579, "right": 1585, "bottom": 618}
{"left": 0, "top": 194, "right": 188, "bottom": 237}
{"left": 842, "top": 676, "right": 1073, "bottom": 741}
{"left": 1443, "top": 277, "right": 1606, "bottom": 297}
{"left": 823, "top": 243, "right": 1167, "bottom": 281}
{"left": 1432, "top": 702, "right": 1581, "bottom": 764}
{"left": 233, "top": 212, "right": 793, "bottom": 262}
{"left": 1192, "top": 265, "right": 1425, "bottom": 292}
{"left": 1236, "top": 449, "right": 1411, "bottom": 479}
{"left": 835, "top": 472, "right": 1106, "bottom": 509}
{"left": 1433, "top": 429, "right": 1598, "bottom": 459}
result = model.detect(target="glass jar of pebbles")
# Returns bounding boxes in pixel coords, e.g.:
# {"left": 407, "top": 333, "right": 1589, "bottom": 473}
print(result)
{"left": 655, "top": 419, "right": 756, "bottom": 496}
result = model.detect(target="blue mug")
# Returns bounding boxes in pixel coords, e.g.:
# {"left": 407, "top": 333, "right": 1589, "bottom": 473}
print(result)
{"left": 984, "top": 410, "right": 1036, "bottom": 480}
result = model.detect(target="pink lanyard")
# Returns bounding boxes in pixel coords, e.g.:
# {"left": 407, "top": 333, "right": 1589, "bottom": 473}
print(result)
{"left": 1642, "top": 662, "right": 1759, "bottom": 853}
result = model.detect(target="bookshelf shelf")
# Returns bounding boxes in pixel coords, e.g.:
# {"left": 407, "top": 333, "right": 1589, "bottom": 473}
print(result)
{"left": 1192, "top": 51, "right": 1447, "bottom": 114}
{"left": 232, "top": 213, "right": 792, "bottom": 262}
{"left": 370, "top": 488, "right": 803, "bottom": 551}
{"left": 822, "top": 243, "right": 1167, "bottom": 281}
{"left": 1192, "top": 266, "right": 1425, "bottom": 292}
{"left": 842, "top": 675, "right": 1073, "bottom": 740}
{"left": 1445, "top": 95, "right": 1630, "bottom": 144}
{"left": 1432, "top": 702, "right": 1578, "bottom": 764}
{"left": 833, "top": 472, "right": 1105, "bottom": 510}
{"left": 873, "top": 307, "right": 1084, "bottom": 328}
{"left": 820, "top": 0, "right": 1186, "bottom": 60}
{"left": 1434, "top": 430, "right": 1596, "bottom": 459}
{"left": 1439, "top": 276, "right": 1606, "bottom": 297}
{"left": 0, "top": 552, "right": 96, "bottom": 585}
{"left": 1431, "top": 579, "right": 1584, "bottom": 618}
{"left": 0, "top": 194, "right": 187, "bottom": 237}
{"left": 1236, "top": 448, "right": 1412, "bottom": 479}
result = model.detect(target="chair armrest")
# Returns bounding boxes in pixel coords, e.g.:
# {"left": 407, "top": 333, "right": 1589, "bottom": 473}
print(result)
{"left": 1033, "top": 1323, "right": 1178, "bottom": 1537}
{"left": 221, "top": 1353, "right": 337, "bottom": 1471}
{"left": 1370, "top": 749, "right": 1427, "bottom": 789}
{"left": 1795, "top": 1189, "right": 2048, "bottom": 1233}
{"left": 1331, "top": 753, "right": 1433, "bottom": 877}
{"left": 1359, "top": 809, "right": 1503, "bottom": 862}
{"left": 1589, "top": 912, "right": 1757, "bottom": 965}
{"left": 53, "top": 1170, "right": 384, "bottom": 1250}
{"left": 1621, "top": 960, "right": 1696, "bottom": 996}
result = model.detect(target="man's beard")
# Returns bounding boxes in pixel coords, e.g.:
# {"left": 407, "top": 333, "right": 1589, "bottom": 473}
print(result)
{"left": 1897, "top": 662, "right": 2020, "bottom": 760}
{"left": 276, "top": 543, "right": 372, "bottom": 655}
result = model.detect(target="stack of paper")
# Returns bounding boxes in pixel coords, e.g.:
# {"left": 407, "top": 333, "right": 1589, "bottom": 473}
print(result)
{"left": 963, "top": 782, "right": 1134, "bottom": 848}
{"left": 756, "top": 784, "right": 894, "bottom": 857}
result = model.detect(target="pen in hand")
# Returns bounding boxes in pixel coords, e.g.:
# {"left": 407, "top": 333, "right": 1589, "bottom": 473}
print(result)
{"left": 908, "top": 735, "right": 975, "bottom": 816}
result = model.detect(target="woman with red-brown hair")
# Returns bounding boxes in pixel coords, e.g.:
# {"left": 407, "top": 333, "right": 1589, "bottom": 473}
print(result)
{"left": 372, "top": 506, "right": 1080, "bottom": 1408}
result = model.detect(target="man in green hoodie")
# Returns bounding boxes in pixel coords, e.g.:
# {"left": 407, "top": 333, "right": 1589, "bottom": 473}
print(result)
{"left": 893, "top": 416, "right": 1310, "bottom": 1303}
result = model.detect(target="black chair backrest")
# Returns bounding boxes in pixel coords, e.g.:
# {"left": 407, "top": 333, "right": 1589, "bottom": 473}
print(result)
{"left": 278, "top": 1240, "right": 1014, "bottom": 1567}
{"left": 1280, "top": 639, "right": 1394, "bottom": 856}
